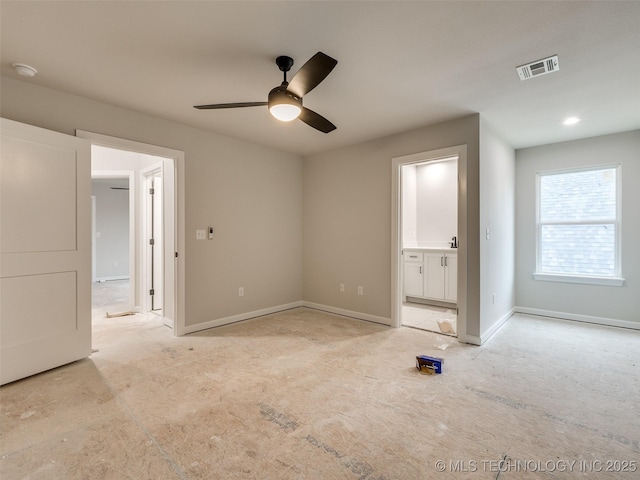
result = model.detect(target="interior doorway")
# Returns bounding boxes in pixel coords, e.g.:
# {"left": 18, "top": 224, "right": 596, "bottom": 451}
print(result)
{"left": 400, "top": 157, "right": 458, "bottom": 336}
{"left": 91, "top": 174, "right": 134, "bottom": 302}
{"left": 391, "top": 145, "right": 468, "bottom": 342}
{"left": 78, "top": 130, "right": 184, "bottom": 334}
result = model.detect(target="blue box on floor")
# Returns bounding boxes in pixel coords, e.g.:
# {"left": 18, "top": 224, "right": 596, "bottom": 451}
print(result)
{"left": 416, "top": 355, "right": 444, "bottom": 374}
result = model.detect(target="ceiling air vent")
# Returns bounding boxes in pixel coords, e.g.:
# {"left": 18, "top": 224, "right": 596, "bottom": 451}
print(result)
{"left": 516, "top": 55, "right": 559, "bottom": 81}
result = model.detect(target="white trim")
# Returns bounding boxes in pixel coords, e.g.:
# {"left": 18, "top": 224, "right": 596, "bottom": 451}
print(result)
{"left": 391, "top": 145, "right": 467, "bottom": 342}
{"left": 77, "top": 130, "right": 185, "bottom": 336}
{"left": 459, "top": 309, "right": 514, "bottom": 346}
{"left": 94, "top": 275, "right": 130, "bottom": 282}
{"left": 182, "top": 302, "right": 304, "bottom": 335}
{"left": 91, "top": 195, "right": 97, "bottom": 283}
{"left": 463, "top": 334, "right": 482, "bottom": 346}
{"left": 481, "top": 308, "right": 514, "bottom": 343}
{"left": 303, "top": 302, "right": 392, "bottom": 326}
{"left": 515, "top": 306, "right": 640, "bottom": 331}
{"left": 532, "top": 272, "right": 625, "bottom": 286}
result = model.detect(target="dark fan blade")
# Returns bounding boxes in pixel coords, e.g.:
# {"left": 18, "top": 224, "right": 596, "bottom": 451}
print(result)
{"left": 287, "top": 52, "right": 337, "bottom": 98}
{"left": 299, "top": 107, "right": 336, "bottom": 133}
{"left": 194, "top": 102, "right": 267, "bottom": 110}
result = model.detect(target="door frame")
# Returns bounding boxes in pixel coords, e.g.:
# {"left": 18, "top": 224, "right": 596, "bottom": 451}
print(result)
{"left": 91, "top": 195, "right": 97, "bottom": 283}
{"left": 140, "top": 163, "right": 164, "bottom": 316}
{"left": 391, "top": 145, "right": 468, "bottom": 342}
{"left": 77, "top": 130, "right": 185, "bottom": 335}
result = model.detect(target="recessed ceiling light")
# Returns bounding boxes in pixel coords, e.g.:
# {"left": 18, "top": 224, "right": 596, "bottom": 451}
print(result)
{"left": 563, "top": 117, "right": 581, "bottom": 126}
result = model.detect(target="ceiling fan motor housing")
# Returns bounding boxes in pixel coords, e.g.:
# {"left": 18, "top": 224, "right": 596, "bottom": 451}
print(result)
{"left": 268, "top": 85, "right": 302, "bottom": 109}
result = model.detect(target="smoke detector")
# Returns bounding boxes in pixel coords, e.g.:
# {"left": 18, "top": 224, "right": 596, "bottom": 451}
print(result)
{"left": 516, "top": 55, "right": 559, "bottom": 81}
{"left": 12, "top": 63, "right": 38, "bottom": 77}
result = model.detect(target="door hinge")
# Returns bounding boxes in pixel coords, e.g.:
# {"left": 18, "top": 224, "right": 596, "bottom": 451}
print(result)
{"left": 175, "top": 251, "right": 178, "bottom": 258}
{"left": 149, "top": 238, "right": 155, "bottom": 245}
{"left": 150, "top": 289, "right": 155, "bottom": 296}
{"left": 149, "top": 188, "right": 155, "bottom": 195}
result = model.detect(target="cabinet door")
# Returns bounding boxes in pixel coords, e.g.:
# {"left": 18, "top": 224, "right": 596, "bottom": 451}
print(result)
{"left": 424, "top": 253, "right": 445, "bottom": 299}
{"left": 404, "top": 262, "right": 423, "bottom": 297}
{"left": 445, "top": 254, "right": 457, "bottom": 302}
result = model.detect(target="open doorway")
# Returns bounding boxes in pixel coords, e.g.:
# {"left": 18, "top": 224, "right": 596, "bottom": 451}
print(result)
{"left": 391, "top": 145, "right": 468, "bottom": 341}
{"left": 78, "top": 130, "right": 184, "bottom": 334}
{"left": 91, "top": 174, "right": 134, "bottom": 318}
{"left": 400, "top": 157, "right": 458, "bottom": 336}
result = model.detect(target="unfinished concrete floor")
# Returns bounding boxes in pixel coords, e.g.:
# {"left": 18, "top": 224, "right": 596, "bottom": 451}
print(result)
{"left": 1, "top": 304, "right": 639, "bottom": 479}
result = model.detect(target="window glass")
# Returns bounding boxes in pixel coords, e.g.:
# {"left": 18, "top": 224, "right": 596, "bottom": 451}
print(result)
{"left": 537, "top": 166, "right": 619, "bottom": 278}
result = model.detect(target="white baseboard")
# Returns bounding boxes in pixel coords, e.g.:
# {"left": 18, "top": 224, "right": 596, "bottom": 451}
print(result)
{"left": 462, "top": 334, "right": 482, "bottom": 346}
{"left": 182, "top": 301, "right": 303, "bottom": 335}
{"left": 482, "top": 308, "right": 515, "bottom": 344}
{"left": 95, "top": 276, "right": 130, "bottom": 282}
{"left": 515, "top": 307, "right": 640, "bottom": 331}
{"left": 302, "top": 301, "right": 392, "bottom": 326}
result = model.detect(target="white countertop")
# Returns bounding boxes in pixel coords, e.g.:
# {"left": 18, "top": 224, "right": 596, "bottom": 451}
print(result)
{"left": 403, "top": 247, "right": 458, "bottom": 253}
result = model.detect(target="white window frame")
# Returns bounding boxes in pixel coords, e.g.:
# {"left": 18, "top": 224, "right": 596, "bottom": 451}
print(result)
{"left": 533, "top": 164, "right": 625, "bottom": 286}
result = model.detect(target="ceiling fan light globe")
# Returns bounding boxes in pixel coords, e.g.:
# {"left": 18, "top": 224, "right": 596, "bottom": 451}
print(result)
{"left": 270, "top": 104, "right": 301, "bottom": 122}
{"left": 268, "top": 86, "right": 302, "bottom": 122}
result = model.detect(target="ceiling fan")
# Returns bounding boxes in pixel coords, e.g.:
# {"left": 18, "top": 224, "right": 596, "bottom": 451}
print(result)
{"left": 194, "top": 52, "right": 338, "bottom": 133}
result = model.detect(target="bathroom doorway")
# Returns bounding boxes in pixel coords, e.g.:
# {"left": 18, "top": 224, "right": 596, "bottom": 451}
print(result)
{"left": 391, "top": 145, "right": 468, "bottom": 341}
{"left": 400, "top": 157, "right": 458, "bottom": 335}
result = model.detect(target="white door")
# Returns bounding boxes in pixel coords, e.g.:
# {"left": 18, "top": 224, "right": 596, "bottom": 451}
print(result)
{"left": 1, "top": 118, "right": 91, "bottom": 385}
{"left": 144, "top": 169, "right": 164, "bottom": 314}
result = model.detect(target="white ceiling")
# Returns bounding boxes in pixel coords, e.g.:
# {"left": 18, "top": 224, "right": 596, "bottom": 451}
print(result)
{"left": 2, "top": 1, "right": 639, "bottom": 156}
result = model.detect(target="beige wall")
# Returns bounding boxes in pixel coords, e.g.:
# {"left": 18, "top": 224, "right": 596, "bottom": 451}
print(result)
{"left": 479, "top": 118, "right": 516, "bottom": 339}
{"left": 1, "top": 76, "right": 303, "bottom": 328}
{"left": 2, "top": 76, "right": 488, "bottom": 338}
{"left": 515, "top": 130, "right": 640, "bottom": 326}
{"left": 302, "top": 115, "right": 481, "bottom": 335}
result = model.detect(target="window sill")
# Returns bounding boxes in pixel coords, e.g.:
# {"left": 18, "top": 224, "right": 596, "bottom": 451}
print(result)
{"left": 533, "top": 273, "right": 625, "bottom": 287}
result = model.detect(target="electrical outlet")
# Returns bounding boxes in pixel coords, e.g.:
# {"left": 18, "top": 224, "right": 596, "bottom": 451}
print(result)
{"left": 340, "top": 283, "right": 345, "bottom": 292}
{"left": 238, "top": 287, "right": 244, "bottom": 297}
{"left": 113, "top": 261, "right": 118, "bottom": 268}
{"left": 357, "top": 286, "right": 363, "bottom": 296}
{"left": 196, "top": 229, "right": 206, "bottom": 240}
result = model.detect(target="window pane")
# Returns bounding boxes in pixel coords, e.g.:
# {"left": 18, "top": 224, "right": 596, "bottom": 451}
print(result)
{"left": 540, "top": 168, "right": 616, "bottom": 222}
{"left": 540, "top": 224, "right": 615, "bottom": 275}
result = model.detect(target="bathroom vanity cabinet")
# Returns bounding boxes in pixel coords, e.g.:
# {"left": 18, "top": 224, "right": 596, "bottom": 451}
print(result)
{"left": 403, "top": 249, "right": 457, "bottom": 304}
